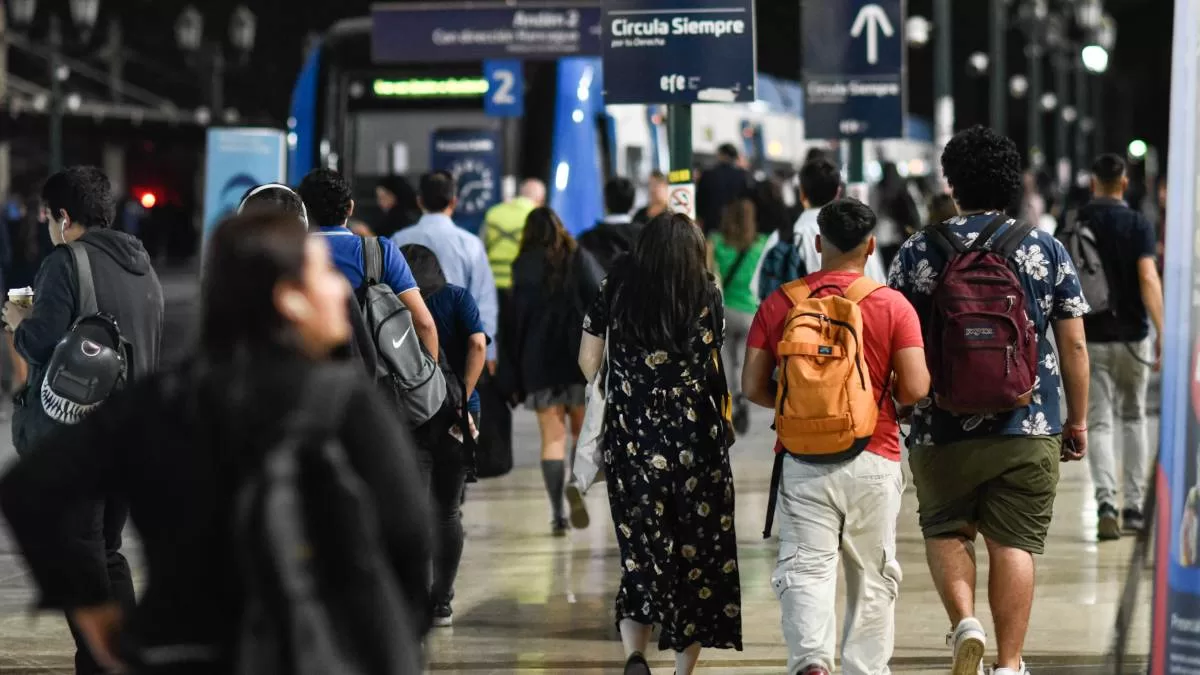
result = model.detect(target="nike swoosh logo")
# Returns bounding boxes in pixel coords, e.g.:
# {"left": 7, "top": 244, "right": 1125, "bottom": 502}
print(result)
{"left": 392, "top": 329, "right": 412, "bottom": 351}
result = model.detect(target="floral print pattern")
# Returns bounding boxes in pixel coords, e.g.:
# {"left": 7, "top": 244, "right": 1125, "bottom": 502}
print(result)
{"left": 582, "top": 279, "right": 743, "bottom": 652}
{"left": 890, "top": 212, "right": 1090, "bottom": 444}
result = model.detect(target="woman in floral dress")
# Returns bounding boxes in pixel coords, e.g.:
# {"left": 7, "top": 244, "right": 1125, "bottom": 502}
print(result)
{"left": 578, "top": 213, "right": 742, "bottom": 675}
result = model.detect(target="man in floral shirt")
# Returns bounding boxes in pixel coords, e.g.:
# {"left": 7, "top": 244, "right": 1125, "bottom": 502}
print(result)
{"left": 888, "top": 126, "right": 1091, "bottom": 675}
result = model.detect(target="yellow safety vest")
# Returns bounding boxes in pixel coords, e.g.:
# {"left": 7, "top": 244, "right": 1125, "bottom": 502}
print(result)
{"left": 483, "top": 197, "right": 535, "bottom": 290}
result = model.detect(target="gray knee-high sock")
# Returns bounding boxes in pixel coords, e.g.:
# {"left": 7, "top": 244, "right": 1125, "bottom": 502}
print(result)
{"left": 541, "top": 459, "right": 565, "bottom": 521}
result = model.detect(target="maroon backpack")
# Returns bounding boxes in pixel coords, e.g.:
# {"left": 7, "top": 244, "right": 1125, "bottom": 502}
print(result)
{"left": 924, "top": 215, "right": 1039, "bottom": 415}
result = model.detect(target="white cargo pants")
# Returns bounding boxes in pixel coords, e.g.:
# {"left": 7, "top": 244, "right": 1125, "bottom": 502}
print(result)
{"left": 771, "top": 451, "right": 904, "bottom": 675}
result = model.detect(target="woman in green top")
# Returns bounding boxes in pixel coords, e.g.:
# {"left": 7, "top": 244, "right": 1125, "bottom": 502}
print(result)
{"left": 706, "top": 198, "right": 768, "bottom": 434}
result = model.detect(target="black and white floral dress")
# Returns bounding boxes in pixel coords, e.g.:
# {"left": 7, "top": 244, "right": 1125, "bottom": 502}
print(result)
{"left": 582, "top": 280, "right": 743, "bottom": 652}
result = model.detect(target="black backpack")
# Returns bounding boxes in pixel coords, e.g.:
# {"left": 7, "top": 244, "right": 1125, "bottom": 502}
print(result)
{"left": 39, "top": 242, "right": 131, "bottom": 425}
{"left": 233, "top": 365, "right": 423, "bottom": 675}
{"left": 1057, "top": 214, "right": 1111, "bottom": 315}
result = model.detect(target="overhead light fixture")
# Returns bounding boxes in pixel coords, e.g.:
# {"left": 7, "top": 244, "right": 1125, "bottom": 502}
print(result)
{"left": 1081, "top": 45, "right": 1109, "bottom": 74}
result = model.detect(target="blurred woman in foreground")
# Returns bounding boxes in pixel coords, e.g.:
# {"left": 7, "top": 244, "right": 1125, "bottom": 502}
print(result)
{"left": 0, "top": 212, "right": 431, "bottom": 674}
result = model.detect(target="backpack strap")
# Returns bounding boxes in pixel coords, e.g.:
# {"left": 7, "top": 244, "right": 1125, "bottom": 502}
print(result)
{"left": 968, "top": 213, "right": 1014, "bottom": 251}
{"left": 360, "top": 236, "right": 383, "bottom": 288}
{"left": 843, "top": 277, "right": 884, "bottom": 304}
{"left": 925, "top": 223, "right": 967, "bottom": 259}
{"left": 67, "top": 241, "right": 98, "bottom": 316}
{"left": 781, "top": 279, "right": 810, "bottom": 305}
{"left": 989, "top": 219, "right": 1037, "bottom": 258}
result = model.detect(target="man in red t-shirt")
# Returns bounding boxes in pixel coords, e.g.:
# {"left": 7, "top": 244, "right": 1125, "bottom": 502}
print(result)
{"left": 743, "top": 199, "right": 928, "bottom": 675}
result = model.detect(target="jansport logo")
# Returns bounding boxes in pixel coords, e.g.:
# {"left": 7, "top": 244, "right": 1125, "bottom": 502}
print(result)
{"left": 818, "top": 345, "right": 834, "bottom": 355}
{"left": 964, "top": 327, "right": 996, "bottom": 340}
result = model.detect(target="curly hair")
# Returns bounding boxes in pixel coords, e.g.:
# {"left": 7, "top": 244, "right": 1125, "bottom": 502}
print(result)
{"left": 41, "top": 166, "right": 115, "bottom": 229}
{"left": 940, "top": 125, "right": 1022, "bottom": 212}
{"left": 297, "top": 168, "right": 353, "bottom": 228}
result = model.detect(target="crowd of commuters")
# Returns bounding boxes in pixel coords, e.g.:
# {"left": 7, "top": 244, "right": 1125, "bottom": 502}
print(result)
{"left": 0, "top": 120, "right": 1166, "bottom": 675}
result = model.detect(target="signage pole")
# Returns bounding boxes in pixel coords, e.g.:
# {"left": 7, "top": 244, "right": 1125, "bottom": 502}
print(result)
{"left": 989, "top": 0, "right": 1007, "bottom": 135}
{"left": 847, "top": 138, "right": 865, "bottom": 185}
{"left": 933, "top": 0, "right": 953, "bottom": 184}
{"left": 667, "top": 104, "right": 696, "bottom": 220}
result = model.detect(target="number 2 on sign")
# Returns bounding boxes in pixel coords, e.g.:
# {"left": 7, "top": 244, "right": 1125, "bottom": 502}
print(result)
{"left": 492, "top": 70, "right": 516, "bottom": 105}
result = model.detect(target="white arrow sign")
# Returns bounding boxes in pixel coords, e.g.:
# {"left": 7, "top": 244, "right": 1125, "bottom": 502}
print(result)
{"left": 850, "top": 3, "right": 895, "bottom": 66}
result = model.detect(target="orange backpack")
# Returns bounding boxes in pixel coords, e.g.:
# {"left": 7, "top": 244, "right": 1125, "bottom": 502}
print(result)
{"left": 763, "top": 276, "right": 885, "bottom": 539}
{"left": 775, "top": 276, "right": 883, "bottom": 458}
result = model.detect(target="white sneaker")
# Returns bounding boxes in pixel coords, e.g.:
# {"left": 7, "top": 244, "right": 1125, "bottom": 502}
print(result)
{"left": 946, "top": 617, "right": 987, "bottom": 675}
{"left": 990, "top": 661, "right": 1028, "bottom": 675}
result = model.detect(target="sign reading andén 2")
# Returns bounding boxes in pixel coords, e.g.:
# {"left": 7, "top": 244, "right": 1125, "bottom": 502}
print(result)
{"left": 802, "top": 0, "right": 905, "bottom": 140}
{"left": 372, "top": 3, "right": 603, "bottom": 63}
{"left": 484, "top": 60, "right": 524, "bottom": 117}
{"left": 602, "top": 0, "right": 756, "bottom": 105}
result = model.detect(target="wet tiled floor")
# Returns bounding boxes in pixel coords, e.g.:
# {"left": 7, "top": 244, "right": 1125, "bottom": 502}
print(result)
{"left": 0, "top": 405, "right": 1152, "bottom": 673}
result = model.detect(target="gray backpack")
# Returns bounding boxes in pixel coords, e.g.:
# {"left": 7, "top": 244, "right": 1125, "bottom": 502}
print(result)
{"left": 1057, "top": 215, "right": 1110, "bottom": 315}
{"left": 357, "top": 237, "right": 447, "bottom": 427}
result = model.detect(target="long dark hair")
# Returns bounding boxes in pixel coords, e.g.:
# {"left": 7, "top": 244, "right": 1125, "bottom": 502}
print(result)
{"left": 201, "top": 212, "right": 309, "bottom": 358}
{"left": 400, "top": 244, "right": 447, "bottom": 298}
{"left": 719, "top": 198, "right": 757, "bottom": 251}
{"left": 611, "top": 212, "right": 712, "bottom": 354}
{"left": 519, "top": 207, "right": 577, "bottom": 291}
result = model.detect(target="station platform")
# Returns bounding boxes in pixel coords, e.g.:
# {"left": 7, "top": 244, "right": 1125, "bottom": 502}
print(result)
{"left": 0, "top": 401, "right": 1152, "bottom": 674}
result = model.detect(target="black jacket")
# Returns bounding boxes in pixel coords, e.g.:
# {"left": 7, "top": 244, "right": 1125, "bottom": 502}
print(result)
{"left": 696, "top": 162, "right": 751, "bottom": 234}
{"left": 577, "top": 219, "right": 642, "bottom": 274}
{"left": 0, "top": 358, "right": 433, "bottom": 672}
{"left": 509, "top": 248, "right": 603, "bottom": 397}
{"left": 13, "top": 229, "right": 163, "bottom": 453}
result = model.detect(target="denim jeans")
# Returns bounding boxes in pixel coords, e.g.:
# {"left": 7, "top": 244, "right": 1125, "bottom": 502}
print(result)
{"left": 1086, "top": 340, "right": 1151, "bottom": 511}
{"left": 414, "top": 428, "right": 468, "bottom": 605}
{"left": 771, "top": 452, "right": 903, "bottom": 675}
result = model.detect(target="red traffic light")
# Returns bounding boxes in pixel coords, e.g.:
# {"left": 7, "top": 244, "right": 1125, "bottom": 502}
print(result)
{"left": 139, "top": 191, "right": 157, "bottom": 209}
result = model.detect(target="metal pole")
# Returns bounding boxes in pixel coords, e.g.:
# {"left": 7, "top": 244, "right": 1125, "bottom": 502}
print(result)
{"left": 1092, "top": 74, "right": 1104, "bottom": 155}
{"left": 989, "top": 0, "right": 1007, "bottom": 133}
{"left": 1027, "top": 41, "right": 1044, "bottom": 168}
{"left": 1074, "top": 55, "right": 1088, "bottom": 179}
{"left": 1053, "top": 48, "right": 1070, "bottom": 188}
{"left": 49, "top": 15, "right": 63, "bottom": 174}
{"left": 209, "top": 45, "right": 225, "bottom": 117}
{"left": 934, "top": 0, "right": 953, "bottom": 178}
{"left": 666, "top": 104, "right": 695, "bottom": 219}
{"left": 848, "top": 138, "right": 865, "bottom": 184}
{"left": 106, "top": 17, "right": 123, "bottom": 104}
{"left": 0, "top": 3, "right": 10, "bottom": 200}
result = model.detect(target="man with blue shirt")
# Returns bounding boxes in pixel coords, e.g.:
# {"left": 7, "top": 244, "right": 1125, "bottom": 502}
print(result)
{"left": 392, "top": 172, "right": 499, "bottom": 366}
{"left": 298, "top": 168, "right": 439, "bottom": 359}
{"left": 889, "top": 127, "right": 1091, "bottom": 675}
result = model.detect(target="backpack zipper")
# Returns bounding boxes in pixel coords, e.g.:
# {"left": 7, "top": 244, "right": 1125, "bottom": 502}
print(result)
{"left": 793, "top": 312, "right": 867, "bottom": 390}
{"left": 1005, "top": 345, "right": 1013, "bottom": 376}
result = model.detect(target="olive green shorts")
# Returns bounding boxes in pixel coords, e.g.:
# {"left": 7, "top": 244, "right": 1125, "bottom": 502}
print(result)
{"left": 909, "top": 435, "right": 1061, "bottom": 554}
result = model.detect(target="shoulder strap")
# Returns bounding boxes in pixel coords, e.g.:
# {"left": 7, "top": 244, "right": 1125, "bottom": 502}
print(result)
{"left": 360, "top": 236, "right": 383, "bottom": 287}
{"left": 925, "top": 223, "right": 966, "bottom": 259}
{"left": 990, "top": 220, "right": 1037, "bottom": 258}
{"left": 721, "top": 247, "right": 752, "bottom": 290}
{"left": 843, "top": 277, "right": 884, "bottom": 304}
{"left": 971, "top": 213, "right": 1015, "bottom": 251}
{"left": 781, "top": 279, "right": 810, "bottom": 305}
{"left": 68, "top": 241, "right": 98, "bottom": 316}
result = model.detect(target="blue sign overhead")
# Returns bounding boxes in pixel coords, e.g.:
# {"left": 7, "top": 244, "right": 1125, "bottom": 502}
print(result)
{"left": 372, "top": 4, "right": 603, "bottom": 63}
{"left": 430, "top": 129, "right": 502, "bottom": 235}
{"left": 484, "top": 60, "right": 525, "bottom": 118}
{"left": 601, "top": 0, "right": 756, "bottom": 105}
{"left": 802, "top": 0, "right": 905, "bottom": 140}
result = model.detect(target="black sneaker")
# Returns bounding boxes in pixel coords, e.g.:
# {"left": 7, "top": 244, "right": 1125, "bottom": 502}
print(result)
{"left": 624, "top": 651, "right": 652, "bottom": 675}
{"left": 432, "top": 603, "right": 453, "bottom": 627}
{"left": 1122, "top": 508, "right": 1146, "bottom": 534}
{"left": 552, "top": 517, "right": 569, "bottom": 537}
{"left": 733, "top": 397, "right": 750, "bottom": 435}
{"left": 1098, "top": 503, "right": 1122, "bottom": 541}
